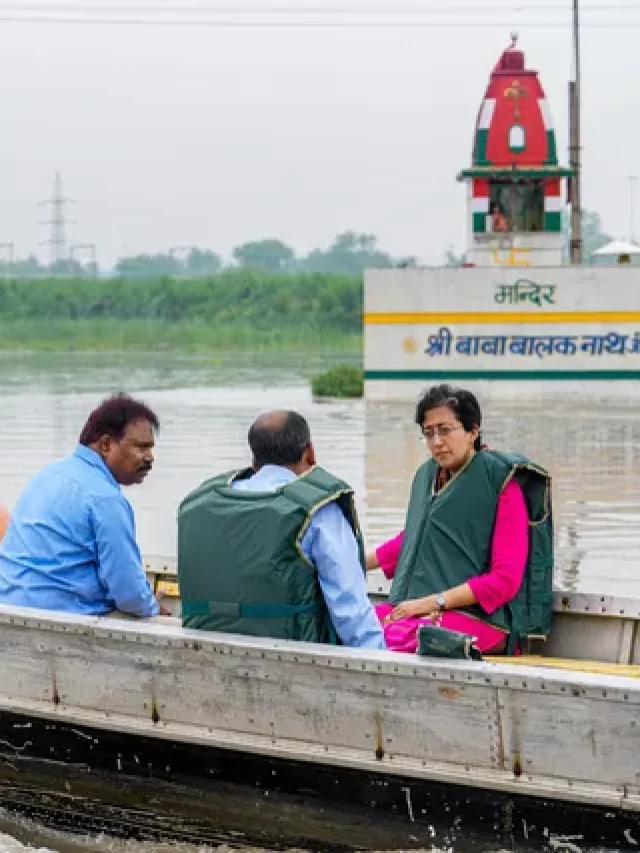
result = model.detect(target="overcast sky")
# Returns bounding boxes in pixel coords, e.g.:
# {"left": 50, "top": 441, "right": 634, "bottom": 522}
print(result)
{"left": 0, "top": 1, "right": 634, "bottom": 266}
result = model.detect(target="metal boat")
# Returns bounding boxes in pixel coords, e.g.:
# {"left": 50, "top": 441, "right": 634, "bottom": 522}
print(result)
{"left": 0, "top": 559, "right": 638, "bottom": 851}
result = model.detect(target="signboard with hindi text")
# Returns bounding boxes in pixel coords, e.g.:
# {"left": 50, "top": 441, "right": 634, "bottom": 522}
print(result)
{"left": 364, "top": 267, "right": 640, "bottom": 399}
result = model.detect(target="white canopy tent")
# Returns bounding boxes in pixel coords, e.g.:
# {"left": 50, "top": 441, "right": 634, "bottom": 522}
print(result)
{"left": 592, "top": 239, "right": 640, "bottom": 257}
{"left": 591, "top": 239, "right": 640, "bottom": 264}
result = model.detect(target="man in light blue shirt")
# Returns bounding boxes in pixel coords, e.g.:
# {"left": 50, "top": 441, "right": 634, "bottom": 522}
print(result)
{"left": 232, "top": 411, "right": 385, "bottom": 649}
{"left": 0, "top": 393, "right": 163, "bottom": 617}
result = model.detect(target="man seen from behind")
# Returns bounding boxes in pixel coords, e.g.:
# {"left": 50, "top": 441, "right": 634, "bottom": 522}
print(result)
{"left": 177, "top": 410, "right": 386, "bottom": 649}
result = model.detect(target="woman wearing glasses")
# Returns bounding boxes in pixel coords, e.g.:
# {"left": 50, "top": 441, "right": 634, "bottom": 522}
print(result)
{"left": 367, "top": 384, "right": 552, "bottom": 655}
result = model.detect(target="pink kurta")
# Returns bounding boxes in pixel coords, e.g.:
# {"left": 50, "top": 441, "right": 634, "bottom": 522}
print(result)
{"left": 374, "top": 479, "right": 529, "bottom": 654}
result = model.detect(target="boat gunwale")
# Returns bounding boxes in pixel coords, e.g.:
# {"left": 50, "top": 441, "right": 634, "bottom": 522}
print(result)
{"left": 0, "top": 603, "right": 639, "bottom": 696}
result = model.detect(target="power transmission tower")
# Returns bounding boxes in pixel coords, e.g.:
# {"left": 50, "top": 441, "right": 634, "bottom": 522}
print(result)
{"left": 39, "top": 171, "right": 76, "bottom": 269}
{"left": 70, "top": 243, "right": 98, "bottom": 277}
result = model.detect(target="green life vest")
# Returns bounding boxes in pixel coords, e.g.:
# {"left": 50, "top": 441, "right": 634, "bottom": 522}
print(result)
{"left": 176, "top": 465, "right": 365, "bottom": 644}
{"left": 389, "top": 449, "right": 553, "bottom": 653}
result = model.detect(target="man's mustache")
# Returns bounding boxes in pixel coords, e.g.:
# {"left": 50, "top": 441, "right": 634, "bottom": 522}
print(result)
{"left": 138, "top": 463, "right": 152, "bottom": 473}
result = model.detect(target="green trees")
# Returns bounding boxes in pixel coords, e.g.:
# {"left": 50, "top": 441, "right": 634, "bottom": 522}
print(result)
{"left": 114, "top": 231, "right": 413, "bottom": 277}
{"left": 115, "top": 249, "right": 223, "bottom": 278}
{"left": 232, "top": 240, "right": 296, "bottom": 272}
{"left": 0, "top": 213, "right": 615, "bottom": 279}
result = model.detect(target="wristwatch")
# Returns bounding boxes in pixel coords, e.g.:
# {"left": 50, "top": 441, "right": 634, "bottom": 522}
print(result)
{"left": 435, "top": 593, "right": 447, "bottom": 611}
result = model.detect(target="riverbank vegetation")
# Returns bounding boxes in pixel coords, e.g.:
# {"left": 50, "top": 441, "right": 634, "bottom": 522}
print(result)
{"left": 0, "top": 272, "right": 363, "bottom": 353}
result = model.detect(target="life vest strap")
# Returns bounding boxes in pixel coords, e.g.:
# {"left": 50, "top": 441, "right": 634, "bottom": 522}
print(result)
{"left": 182, "top": 600, "right": 322, "bottom": 618}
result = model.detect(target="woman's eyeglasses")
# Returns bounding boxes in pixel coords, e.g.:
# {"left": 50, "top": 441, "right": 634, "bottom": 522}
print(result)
{"left": 421, "top": 423, "right": 463, "bottom": 442}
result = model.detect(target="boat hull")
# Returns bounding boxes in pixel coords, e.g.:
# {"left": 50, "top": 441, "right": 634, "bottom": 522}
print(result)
{"left": 0, "top": 709, "right": 638, "bottom": 851}
{"left": 1, "top": 603, "right": 640, "bottom": 850}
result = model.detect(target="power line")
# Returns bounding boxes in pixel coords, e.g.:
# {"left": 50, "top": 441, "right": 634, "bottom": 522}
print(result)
{"left": 1, "top": 14, "right": 640, "bottom": 26}
{"left": 3, "top": 3, "right": 640, "bottom": 10}
{"left": 2, "top": 1, "right": 640, "bottom": 26}
{"left": 4, "top": 2, "right": 640, "bottom": 9}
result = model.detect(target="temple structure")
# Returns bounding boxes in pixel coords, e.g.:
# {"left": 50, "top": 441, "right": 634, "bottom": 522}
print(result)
{"left": 457, "top": 35, "right": 573, "bottom": 267}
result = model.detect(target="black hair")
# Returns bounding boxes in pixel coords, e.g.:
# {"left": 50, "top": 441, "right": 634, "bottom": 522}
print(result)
{"left": 248, "top": 410, "right": 311, "bottom": 467}
{"left": 415, "top": 384, "right": 483, "bottom": 451}
{"left": 79, "top": 393, "right": 159, "bottom": 446}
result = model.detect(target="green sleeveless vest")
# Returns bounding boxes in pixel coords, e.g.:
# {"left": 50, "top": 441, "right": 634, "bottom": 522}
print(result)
{"left": 389, "top": 450, "right": 553, "bottom": 652}
{"left": 176, "top": 465, "right": 365, "bottom": 643}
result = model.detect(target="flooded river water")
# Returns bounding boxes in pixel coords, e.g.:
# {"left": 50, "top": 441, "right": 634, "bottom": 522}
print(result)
{"left": 0, "top": 351, "right": 639, "bottom": 852}
{"left": 1, "top": 352, "right": 638, "bottom": 597}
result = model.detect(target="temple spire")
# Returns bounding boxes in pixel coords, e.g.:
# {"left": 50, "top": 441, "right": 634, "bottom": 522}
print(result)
{"left": 456, "top": 36, "right": 573, "bottom": 267}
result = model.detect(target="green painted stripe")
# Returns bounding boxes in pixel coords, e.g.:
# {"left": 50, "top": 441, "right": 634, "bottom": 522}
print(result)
{"left": 474, "top": 129, "right": 489, "bottom": 165}
{"left": 545, "top": 129, "right": 558, "bottom": 165}
{"left": 365, "top": 370, "right": 640, "bottom": 381}
{"left": 472, "top": 212, "right": 486, "bottom": 233}
{"left": 544, "top": 210, "right": 562, "bottom": 232}
{"left": 458, "top": 166, "right": 572, "bottom": 180}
